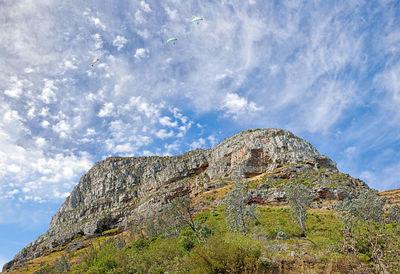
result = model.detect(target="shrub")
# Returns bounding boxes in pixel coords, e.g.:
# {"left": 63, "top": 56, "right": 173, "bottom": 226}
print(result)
{"left": 184, "top": 233, "right": 268, "bottom": 273}
{"left": 72, "top": 237, "right": 125, "bottom": 273}
{"left": 284, "top": 182, "right": 314, "bottom": 235}
{"left": 388, "top": 205, "right": 400, "bottom": 223}
{"left": 225, "top": 181, "right": 258, "bottom": 233}
{"left": 274, "top": 226, "right": 287, "bottom": 240}
{"left": 335, "top": 189, "right": 399, "bottom": 273}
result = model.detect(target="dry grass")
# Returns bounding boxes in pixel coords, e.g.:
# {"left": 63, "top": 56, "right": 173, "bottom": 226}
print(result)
{"left": 379, "top": 188, "right": 400, "bottom": 207}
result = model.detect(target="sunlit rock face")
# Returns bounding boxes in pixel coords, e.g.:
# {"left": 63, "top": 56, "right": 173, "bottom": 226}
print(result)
{"left": 3, "top": 128, "right": 368, "bottom": 272}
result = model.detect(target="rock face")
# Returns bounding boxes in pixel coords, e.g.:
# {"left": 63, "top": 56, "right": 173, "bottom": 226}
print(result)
{"left": 3, "top": 129, "right": 368, "bottom": 272}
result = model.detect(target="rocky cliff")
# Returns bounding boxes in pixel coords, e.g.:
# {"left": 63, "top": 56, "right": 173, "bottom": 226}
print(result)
{"left": 3, "top": 128, "right": 368, "bottom": 272}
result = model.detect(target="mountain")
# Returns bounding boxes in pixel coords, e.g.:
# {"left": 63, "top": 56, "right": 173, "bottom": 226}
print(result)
{"left": 3, "top": 128, "right": 369, "bottom": 272}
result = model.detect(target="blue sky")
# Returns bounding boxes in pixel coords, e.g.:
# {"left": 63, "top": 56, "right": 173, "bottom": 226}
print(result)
{"left": 1, "top": 0, "right": 400, "bottom": 267}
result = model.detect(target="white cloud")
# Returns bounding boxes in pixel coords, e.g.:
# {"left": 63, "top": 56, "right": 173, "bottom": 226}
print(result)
{"left": 159, "top": 116, "right": 178, "bottom": 127}
{"left": 3, "top": 109, "right": 21, "bottom": 123}
{"left": 89, "top": 16, "right": 106, "bottom": 30}
{"left": 0, "top": 133, "right": 93, "bottom": 202}
{"left": 134, "top": 48, "right": 150, "bottom": 60}
{"left": 98, "top": 102, "right": 115, "bottom": 117}
{"left": 35, "top": 137, "right": 47, "bottom": 148}
{"left": 156, "top": 129, "right": 174, "bottom": 139}
{"left": 164, "top": 141, "right": 180, "bottom": 155}
{"left": 52, "top": 120, "right": 70, "bottom": 138}
{"left": 113, "top": 35, "right": 127, "bottom": 51}
{"left": 63, "top": 59, "right": 77, "bottom": 70}
{"left": 136, "top": 29, "right": 150, "bottom": 39}
{"left": 207, "top": 135, "right": 219, "bottom": 147}
{"left": 4, "top": 76, "right": 23, "bottom": 98}
{"left": 113, "top": 143, "right": 134, "bottom": 154}
{"left": 8, "top": 189, "right": 19, "bottom": 195}
{"left": 164, "top": 6, "right": 177, "bottom": 20}
{"left": 53, "top": 191, "right": 69, "bottom": 199}
{"left": 360, "top": 161, "right": 400, "bottom": 190}
{"left": 135, "top": 10, "right": 145, "bottom": 24}
{"left": 0, "top": 0, "right": 399, "bottom": 239}
{"left": 300, "top": 81, "right": 357, "bottom": 133}
{"left": 39, "top": 79, "right": 57, "bottom": 104}
{"left": 190, "top": 138, "right": 206, "bottom": 150}
{"left": 7, "top": 164, "right": 21, "bottom": 173}
{"left": 140, "top": 1, "right": 151, "bottom": 12}
{"left": 85, "top": 128, "right": 96, "bottom": 136}
{"left": 40, "top": 120, "right": 50, "bottom": 128}
{"left": 105, "top": 139, "right": 135, "bottom": 155}
{"left": 221, "top": 93, "right": 261, "bottom": 119}
{"left": 27, "top": 107, "right": 35, "bottom": 119}
{"left": 24, "top": 67, "right": 34, "bottom": 73}
{"left": 126, "top": 96, "right": 161, "bottom": 119}
{"left": 142, "top": 150, "right": 153, "bottom": 156}
{"left": 344, "top": 146, "right": 357, "bottom": 159}
{"left": 375, "top": 63, "right": 400, "bottom": 119}
{"left": 92, "top": 33, "right": 103, "bottom": 50}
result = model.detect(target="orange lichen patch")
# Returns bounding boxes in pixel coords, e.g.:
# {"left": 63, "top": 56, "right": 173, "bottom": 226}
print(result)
{"left": 202, "top": 184, "right": 233, "bottom": 199}
{"left": 190, "top": 184, "right": 234, "bottom": 213}
{"left": 232, "top": 146, "right": 249, "bottom": 164}
{"left": 245, "top": 173, "right": 266, "bottom": 181}
{"left": 244, "top": 165, "right": 295, "bottom": 182}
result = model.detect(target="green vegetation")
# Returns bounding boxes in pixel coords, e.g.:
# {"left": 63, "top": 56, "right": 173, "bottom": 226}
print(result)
{"left": 29, "top": 187, "right": 399, "bottom": 273}
{"left": 248, "top": 166, "right": 346, "bottom": 192}
{"left": 32, "top": 204, "right": 384, "bottom": 273}
{"left": 284, "top": 182, "right": 314, "bottom": 236}
{"left": 336, "top": 189, "right": 400, "bottom": 273}
{"left": 224, "top": 181, "right": 258, "bottom": 233}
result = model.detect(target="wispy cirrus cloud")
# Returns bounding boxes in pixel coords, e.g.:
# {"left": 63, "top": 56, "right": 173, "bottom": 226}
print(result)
{"left": 1, "top": 0, "right": 399, "bottom": 203}
{"left": 2, "top": 0, "right": 400, "bottom": 262}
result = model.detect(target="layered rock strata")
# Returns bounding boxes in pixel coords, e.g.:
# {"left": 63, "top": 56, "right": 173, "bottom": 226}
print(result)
{"left": 3, "top": 129, "right": 368, "bottom": 272}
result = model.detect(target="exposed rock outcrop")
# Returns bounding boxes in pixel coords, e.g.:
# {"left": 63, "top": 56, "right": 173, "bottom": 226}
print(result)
{"left": 3, "top": 128, "right": 368, "bottom": 272}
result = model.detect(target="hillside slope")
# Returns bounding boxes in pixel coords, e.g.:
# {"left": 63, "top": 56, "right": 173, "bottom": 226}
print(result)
{"left": 3, "top": 129, "right": 369, "bottom": 272}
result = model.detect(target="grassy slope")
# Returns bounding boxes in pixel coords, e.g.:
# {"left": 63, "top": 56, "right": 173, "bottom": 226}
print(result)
{"left": 8, "top": 182, "right": 399, "bottom": 273}
{"left": 12, "top": 204, "right": 373, "bottom": 273}
{"left": 379, "top": 188, "right": 400, "bottom": 207}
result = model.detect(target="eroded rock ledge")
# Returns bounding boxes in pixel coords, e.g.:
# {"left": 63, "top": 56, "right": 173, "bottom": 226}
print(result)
{"left": 3, "top": 129, "right": 368, "bottom": 272}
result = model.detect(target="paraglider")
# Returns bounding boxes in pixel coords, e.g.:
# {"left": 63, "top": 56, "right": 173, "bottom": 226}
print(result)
{"left": 167, "top": 37, "right": 178, "bottom": 44}
{"left": 91, "top": 57, "right": 99, "bottom": 66}
{"left": 191, "top": 17, "right": 204, "bottom": 24}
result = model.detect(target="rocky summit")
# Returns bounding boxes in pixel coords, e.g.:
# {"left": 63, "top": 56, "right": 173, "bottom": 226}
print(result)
{"left": 3, "top": 128, "right": 369, "bottom": 272}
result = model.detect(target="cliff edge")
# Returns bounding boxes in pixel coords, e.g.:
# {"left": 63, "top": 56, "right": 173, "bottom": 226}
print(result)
{"left": 3, "top": 129, "right": 368, "bottom": 272}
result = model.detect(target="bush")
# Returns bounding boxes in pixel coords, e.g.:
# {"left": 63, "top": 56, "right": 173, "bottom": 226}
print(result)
{"left": 225, "top": 181, "right": 258, "bottom": 233}
{"left": 335, "top": 189, "right": 399, "bottom": 273}
{"left": 388, "top": 205, "right": 400, "bottom": 223}
{"left": 125, "top": 237, "right": 185, "bottom": 273}
{"left": 72, "top": 237, "right": 125, "bottom": 273}
{"left": 274, "top": 227, "right": 287, "bottom": 240}
{"left": 184, "top": 233, "right": 268, "bottom": 273}
{"left": 284, "top": 182, "right": 314, "bottom": 235}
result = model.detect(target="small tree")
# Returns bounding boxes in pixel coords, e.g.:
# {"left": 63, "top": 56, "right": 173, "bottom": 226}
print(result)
{"left": 388, "top": 205, "right": 400, "bottom": 223}
{"left": 164, "top": 196, "right": 197, "bottom": 233}
{"left": 224, "top": 181, "right": 257, "bottom": 233}
{"left": 284, "top": 182, "right": 315, "bottom": 236}
{"left": 335, "top": 189, "right": 399, "bottom": 273}
{"left": 162, "top": 196, "right": 213, "bottom": 242}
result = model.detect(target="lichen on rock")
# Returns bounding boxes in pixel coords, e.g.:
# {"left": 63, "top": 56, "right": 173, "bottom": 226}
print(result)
{"left": 3, "top": 128, "right": 369, "bottom": 272}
